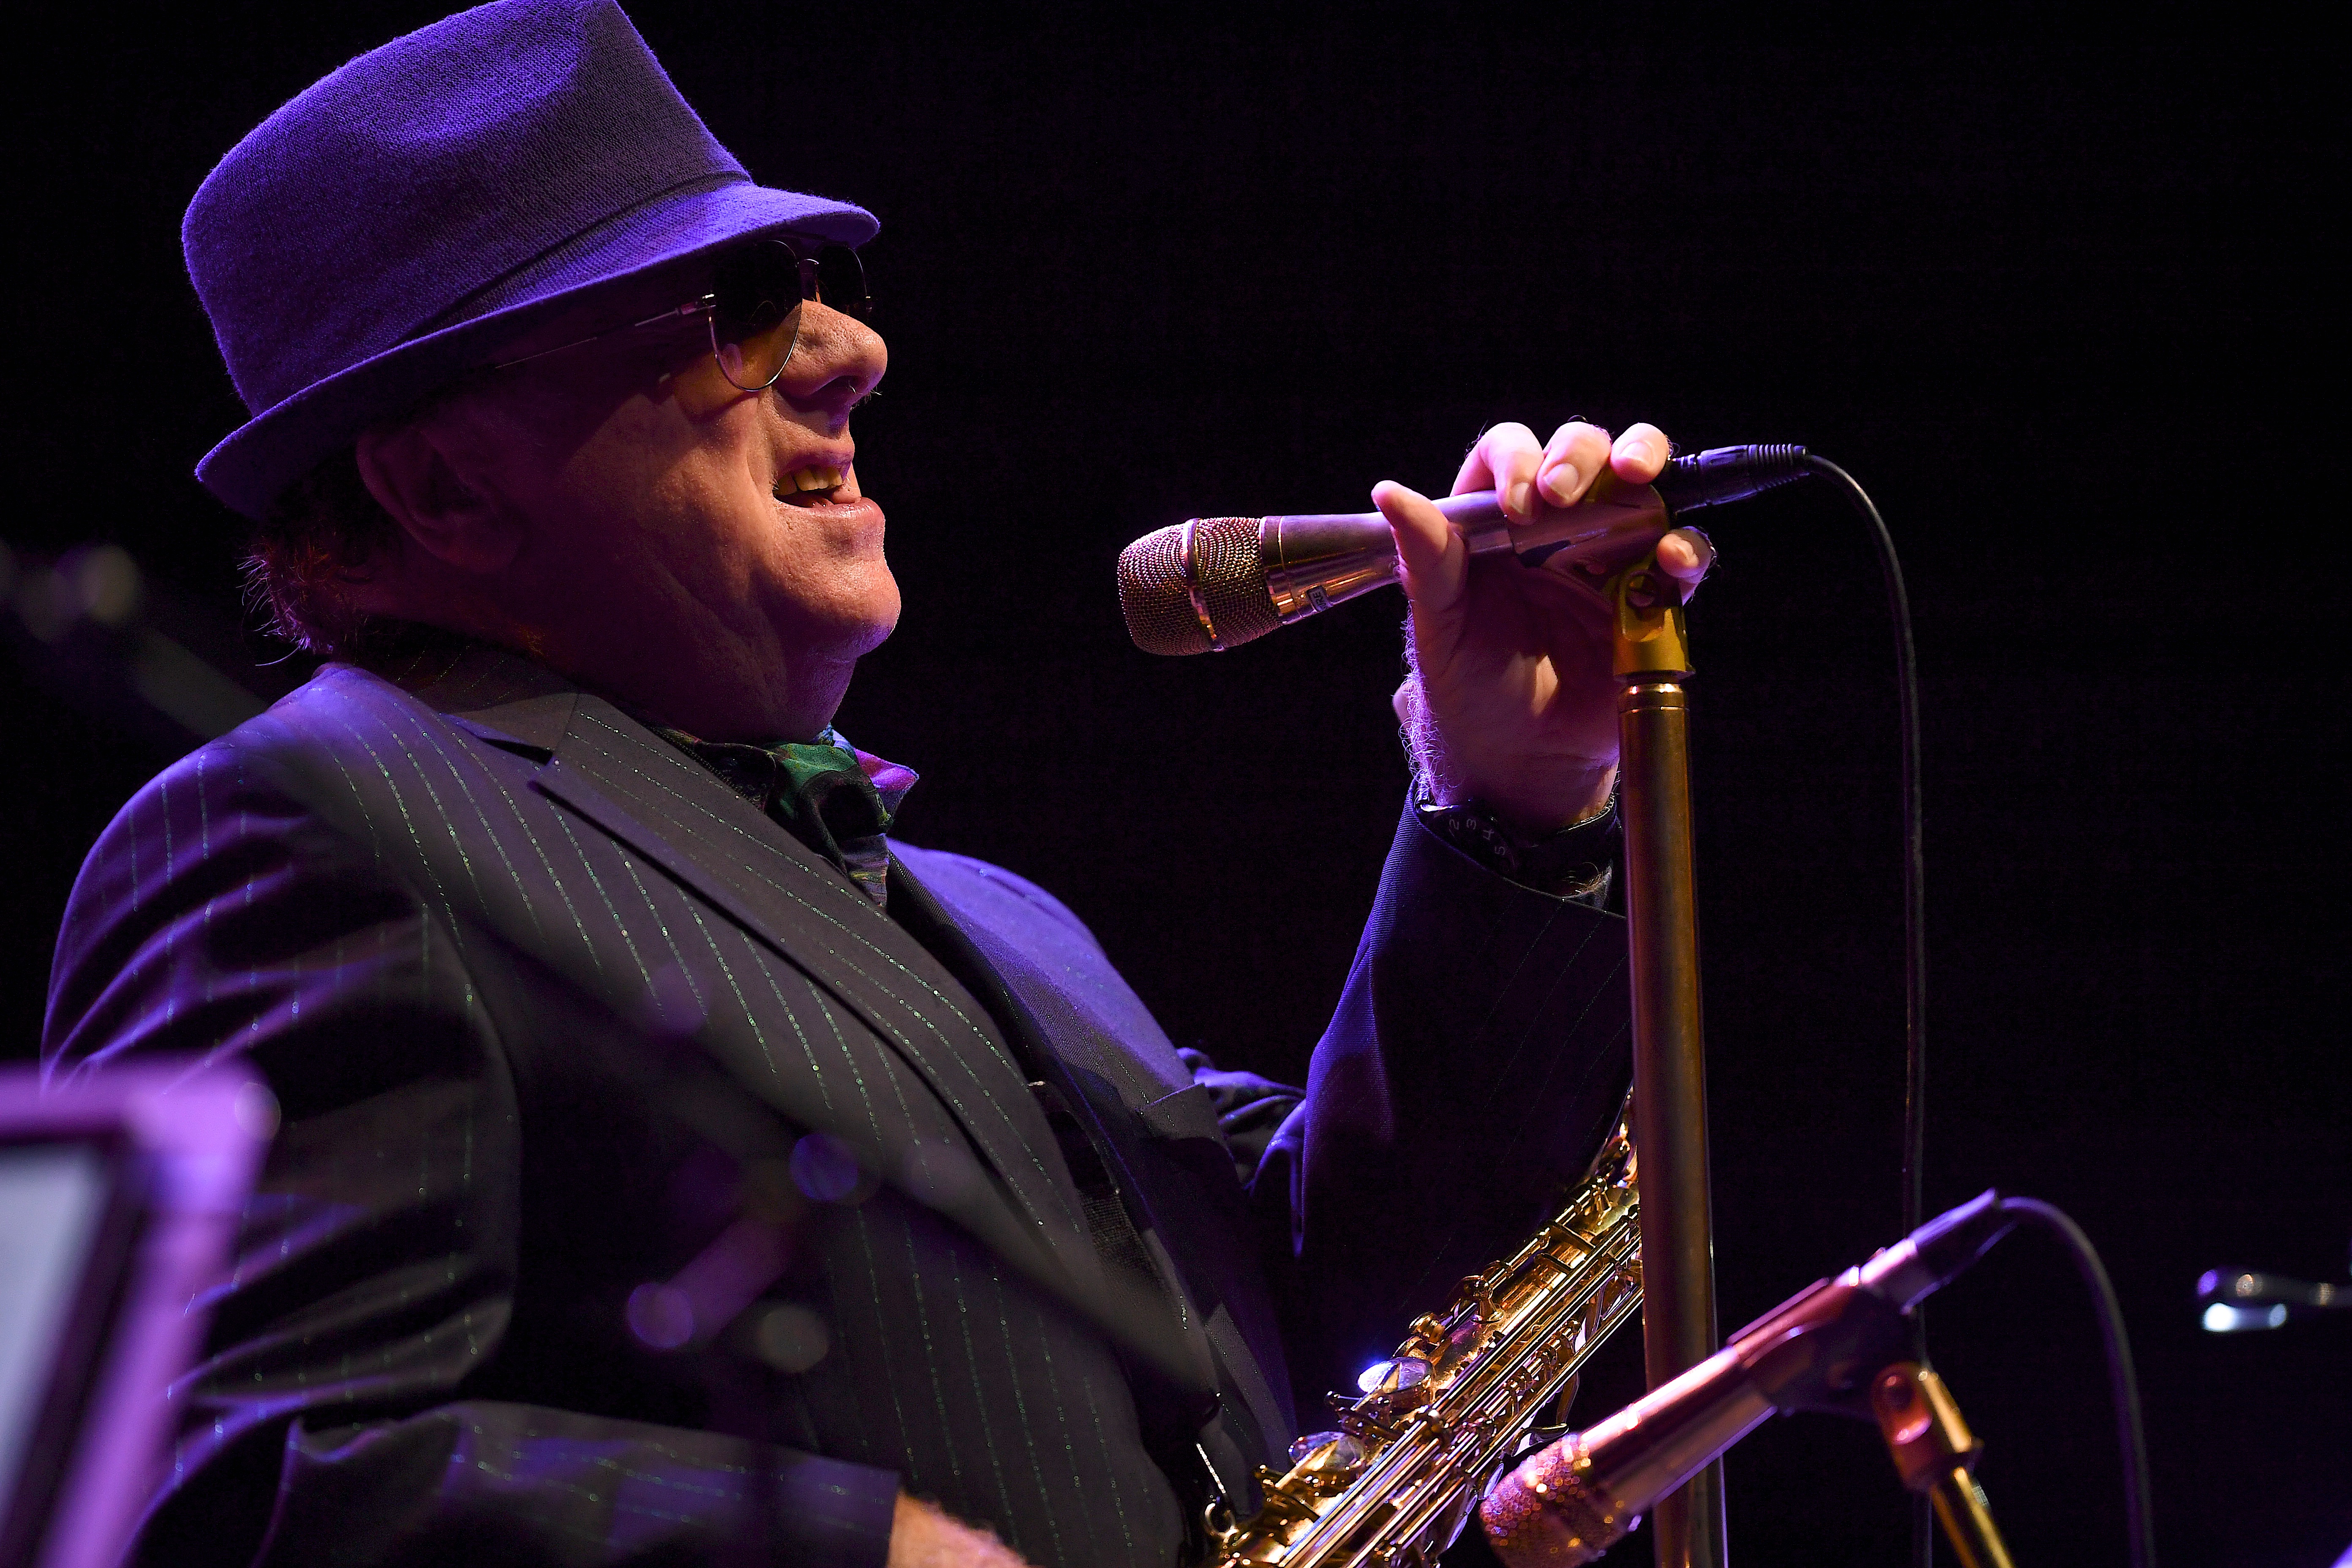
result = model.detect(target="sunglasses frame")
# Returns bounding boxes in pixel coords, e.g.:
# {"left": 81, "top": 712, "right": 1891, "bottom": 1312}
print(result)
{"left": 486, "top": 234, "right": 869, "bottom": 392}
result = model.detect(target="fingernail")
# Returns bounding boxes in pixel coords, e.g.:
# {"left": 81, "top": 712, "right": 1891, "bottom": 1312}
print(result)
{"left": 1615, "top": 436, "right": 1652, "bottom": 468}
{"left": 1508, "top": 479, "right": 1535, "bottom": 518}
{"left": 1541, "top": 465, "right": 1579, "bottom": 505}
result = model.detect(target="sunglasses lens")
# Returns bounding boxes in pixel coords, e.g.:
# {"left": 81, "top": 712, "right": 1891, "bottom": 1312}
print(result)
{"left": 817, "top": 245, "right": 871, "bottom": 318}
{"left": 705, "top": 240, "right": 870, "bottom": 389}
{"left": 710, "top": 243, "right": 803, "bottom": 389}
{"left": 712, "top": 308, "right": 798, "bottom": 389}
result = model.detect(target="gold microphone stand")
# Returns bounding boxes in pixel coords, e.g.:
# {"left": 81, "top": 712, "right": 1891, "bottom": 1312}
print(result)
{"left": 1607, "top": 531, "right": 1727, "bottom": 1568}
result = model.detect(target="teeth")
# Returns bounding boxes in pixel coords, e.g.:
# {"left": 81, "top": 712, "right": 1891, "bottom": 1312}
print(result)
{"left": 774, "top": 466, "right": 843, "bottom": 499}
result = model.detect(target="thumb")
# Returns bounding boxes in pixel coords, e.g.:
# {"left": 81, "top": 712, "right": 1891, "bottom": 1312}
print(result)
{"left": 1373, "top": 480, "right": 1467, "bottom": 619}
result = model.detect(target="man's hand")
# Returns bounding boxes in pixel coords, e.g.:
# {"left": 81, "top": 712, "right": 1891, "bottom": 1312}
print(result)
{"left": 1377, "top": 420, "right": 1714, "bottom": 833}
{"left": 887, "top": 1493, "right": 1037, "bottom": 1567}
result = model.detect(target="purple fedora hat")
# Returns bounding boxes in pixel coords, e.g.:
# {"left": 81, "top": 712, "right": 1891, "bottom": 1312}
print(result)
{"left": 185, "top": 0, "right": 876, "bottom": 520}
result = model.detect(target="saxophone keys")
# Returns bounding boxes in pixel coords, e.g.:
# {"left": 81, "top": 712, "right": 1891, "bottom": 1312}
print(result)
{"left": 1285, "top": 1430, "right": 1369, "bottom": 1477}
{"left": 1354, "top": 1355, "right": 1434, "bottom": 1407}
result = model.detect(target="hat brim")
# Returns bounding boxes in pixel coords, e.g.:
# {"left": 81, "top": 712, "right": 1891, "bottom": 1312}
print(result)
{"left": 196, "top": 180, "right": 877, "bottom": 520}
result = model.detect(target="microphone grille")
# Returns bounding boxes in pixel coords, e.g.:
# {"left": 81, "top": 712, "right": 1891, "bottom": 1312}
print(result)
{"left": 1117, "top": 518, "right": 1283, "bottom": 656}
{"left": 1117, "top": 527, "right": 1209, "bottom": 656}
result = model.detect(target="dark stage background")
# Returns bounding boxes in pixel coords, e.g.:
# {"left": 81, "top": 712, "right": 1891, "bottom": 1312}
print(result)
{"left": 5, "top": 11, "right": 2344, "bottom": 1565}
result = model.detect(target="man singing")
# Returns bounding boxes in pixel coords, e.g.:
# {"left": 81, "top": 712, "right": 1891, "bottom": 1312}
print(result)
{"left": 42, "top": 3, "right": 1709, "bottom": 1564}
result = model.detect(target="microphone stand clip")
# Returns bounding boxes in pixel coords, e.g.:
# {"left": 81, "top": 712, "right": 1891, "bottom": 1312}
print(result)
{"left": 1606, "top": 544, "right": 1693, "bottom": 679}
{"left": 1870, "top": 1364, "right": 2015, "bottom": 1568}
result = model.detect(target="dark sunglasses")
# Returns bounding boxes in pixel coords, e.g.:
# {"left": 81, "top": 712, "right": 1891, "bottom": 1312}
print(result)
{"left": 490, "top": 236, "right": 871, "bottom": 390}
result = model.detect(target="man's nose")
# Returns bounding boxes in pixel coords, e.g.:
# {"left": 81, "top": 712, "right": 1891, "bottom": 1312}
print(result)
{"left": 777, "top": 302, "right": 886, "bottom": 428}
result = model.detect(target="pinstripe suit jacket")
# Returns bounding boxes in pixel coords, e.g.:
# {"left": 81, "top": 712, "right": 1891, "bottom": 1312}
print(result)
{"left": 41, "top": 645, "right": 1636, "bottom": 1568}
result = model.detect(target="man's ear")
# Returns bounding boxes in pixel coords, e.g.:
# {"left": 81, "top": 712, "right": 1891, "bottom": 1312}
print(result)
{"left": 354, "top": 415, "right": 526, "bottom": 574}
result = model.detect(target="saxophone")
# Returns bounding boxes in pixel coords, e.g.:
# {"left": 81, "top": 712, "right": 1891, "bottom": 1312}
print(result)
{"left": 1204, "top": 1100, "right": 1643, "bottom": 1567}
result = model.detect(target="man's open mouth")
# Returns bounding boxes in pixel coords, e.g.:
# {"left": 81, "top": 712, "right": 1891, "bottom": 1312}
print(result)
{"left": 773, "top": 465, "right": 847, "bottom": 505}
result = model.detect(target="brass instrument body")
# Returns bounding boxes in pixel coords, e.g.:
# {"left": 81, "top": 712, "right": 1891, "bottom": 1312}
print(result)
{"left": 1207, "top": 1109, "right": 1643, "bottom": 1568}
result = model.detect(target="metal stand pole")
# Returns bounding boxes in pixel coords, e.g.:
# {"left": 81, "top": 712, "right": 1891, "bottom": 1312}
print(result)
{"left": 1610, "top": 545, "right": 1727, "bottom": 1568}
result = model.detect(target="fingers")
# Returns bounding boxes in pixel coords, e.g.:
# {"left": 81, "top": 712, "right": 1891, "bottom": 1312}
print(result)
{"left": 1455, "top": 419, "right": 1674, "bottom": 516}
{"left": 1452, "top": 422, "right": 1544, "bottom": 518}
{"left": 1656, "top": 526, "right": 1715, "bottom": 590}
{"left": 1537, "top": 421, "right": 1615, "bottom": 508}
{"left": 1373, "top": 480, "right": 1466, "bottom": 616}
{"left": 1610, "top": 422, "right": 1669, "bottom": 485}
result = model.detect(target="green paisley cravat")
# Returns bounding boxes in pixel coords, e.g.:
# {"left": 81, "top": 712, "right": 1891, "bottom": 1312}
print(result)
{"left": 654, "top": 727, "right": 912, "bottom": 909}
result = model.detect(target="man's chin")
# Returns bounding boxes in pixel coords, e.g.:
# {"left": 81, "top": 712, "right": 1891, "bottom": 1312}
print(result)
{"left": 781, "top": 584, "right": 901, "bottom": 665}
{"left": 841, "top": 607, "right": 901, "bottom": 661}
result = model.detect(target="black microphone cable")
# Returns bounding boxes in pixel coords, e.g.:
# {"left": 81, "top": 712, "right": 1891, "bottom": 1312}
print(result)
{"left": 1660, "top": 445, "right": 1930, "bottom": 1565}
{"left": 1996, "top": 1196, "right": 2157, "bottom": 1568}
{"left": 1812, "top": 457, "right": 1937, "bottom": 1568}
{"left": 1659, "top": 448, "right": 1926, "bottom": 1258}
{"left": 1803, "top": 457, "right": 1928, "bottom": 1267}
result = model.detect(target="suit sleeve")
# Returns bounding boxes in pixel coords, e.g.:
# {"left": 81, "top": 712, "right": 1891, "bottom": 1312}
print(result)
{"left": 42, "top": 738, "right": 898, "bottom": 1568}
{"left": 1254, "top": 800, "right": 1634, "bottom": 1408}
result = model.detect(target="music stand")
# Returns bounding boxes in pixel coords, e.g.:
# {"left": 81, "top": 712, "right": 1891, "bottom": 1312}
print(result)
{"left": 0, "top": 1060, "right": 272, "bottom": 1568}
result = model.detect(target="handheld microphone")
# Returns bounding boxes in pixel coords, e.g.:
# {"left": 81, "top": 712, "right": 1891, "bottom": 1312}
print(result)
{"left": 1116, "top": 444, "right": 1806, "bottom": 656}
{"left": 1480, "top": 1190, "right": 2015, "bottom": 1565}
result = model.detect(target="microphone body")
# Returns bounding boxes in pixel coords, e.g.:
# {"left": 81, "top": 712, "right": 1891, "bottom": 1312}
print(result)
{"left": 1481, "top": 1191, "right": 2014, "bottom": 1565}
{"left": 1117, "top": 444, "right": 1807, "bottom": 657}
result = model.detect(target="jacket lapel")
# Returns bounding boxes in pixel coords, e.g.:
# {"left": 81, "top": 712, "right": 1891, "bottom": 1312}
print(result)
{"left": 385, "top": 646, "right": 1209, "bottom": 1389}
{"left": 539, "top": 700, "right": 1082, "bottom": 1225}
